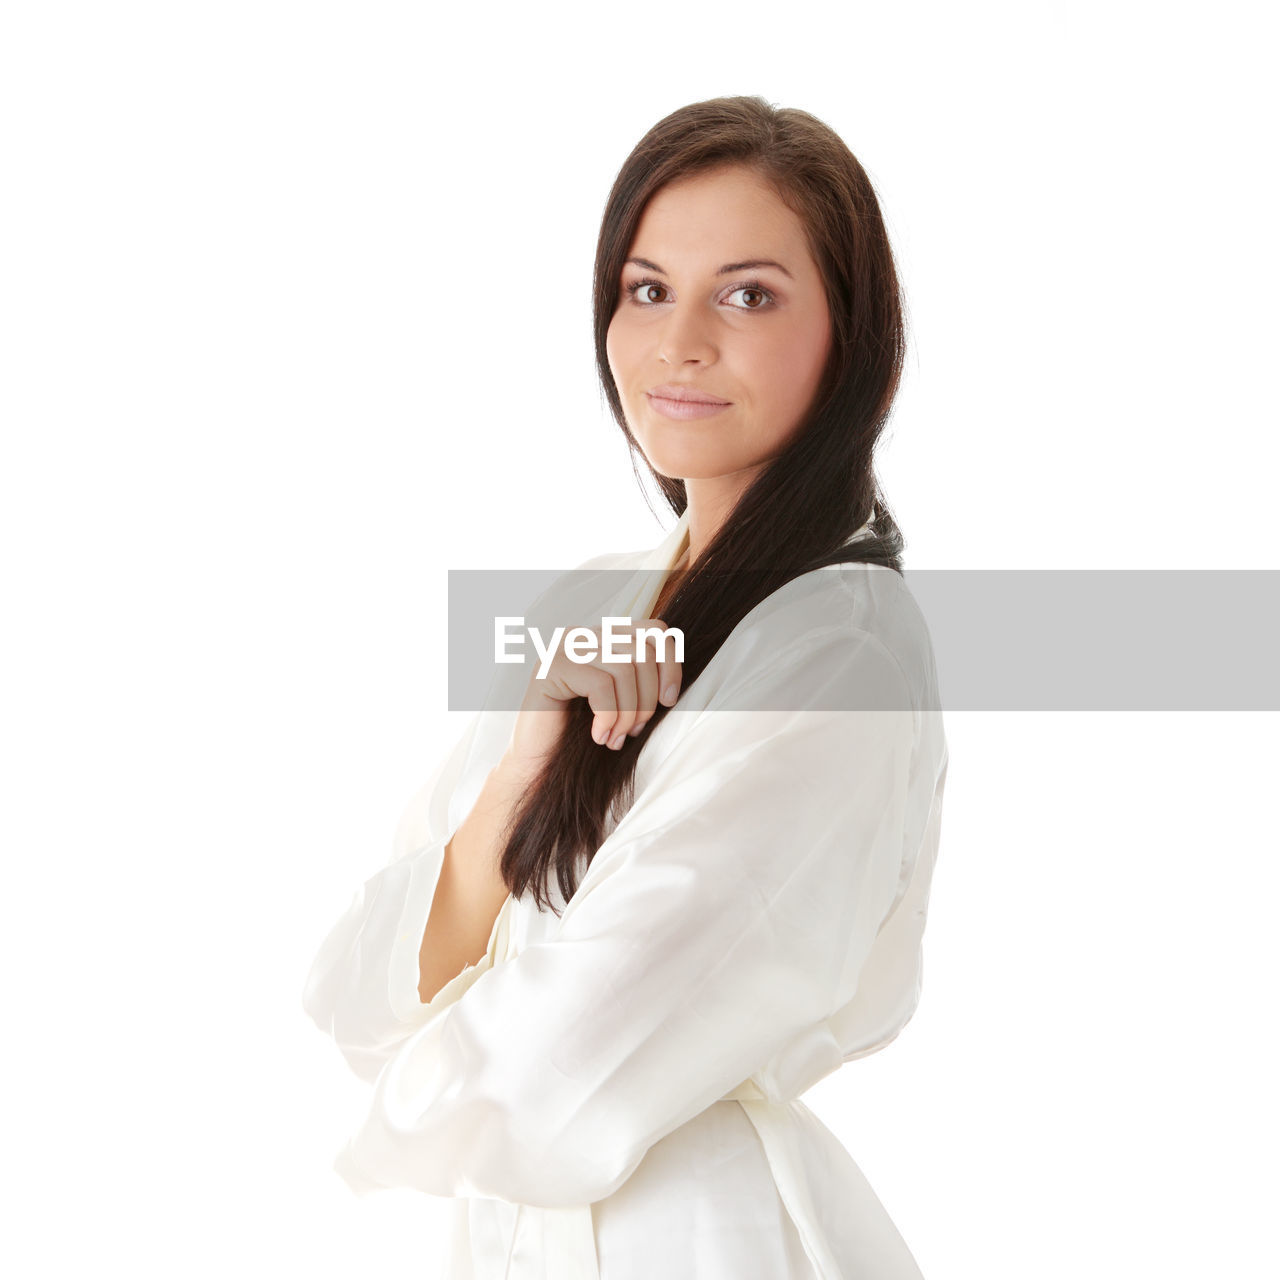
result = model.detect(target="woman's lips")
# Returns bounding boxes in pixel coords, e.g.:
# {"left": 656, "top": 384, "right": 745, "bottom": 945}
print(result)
{"left": 645, "top": 392, "right": 732, "bottom": 421}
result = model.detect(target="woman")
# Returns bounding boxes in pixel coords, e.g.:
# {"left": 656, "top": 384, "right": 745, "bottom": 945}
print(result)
{"left": 303, "top": 95, "right": 948, "bottom": 1279}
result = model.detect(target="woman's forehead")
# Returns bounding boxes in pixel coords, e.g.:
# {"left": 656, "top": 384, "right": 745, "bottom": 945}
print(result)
{"left": 628, "top": 170, "right": 811, "bottom": 274}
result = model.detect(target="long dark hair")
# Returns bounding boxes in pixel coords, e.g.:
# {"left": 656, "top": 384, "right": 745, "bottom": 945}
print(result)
{"left": 499, "top": 94, "right": 909, "bottom": 912}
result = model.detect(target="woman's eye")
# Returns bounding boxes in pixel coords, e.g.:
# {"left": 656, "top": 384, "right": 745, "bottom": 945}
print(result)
{"left": 627, "top": 280, "right": 669, "bottom": 304}
{"left": 726, "top": 286, "right": 768, "bottom": 309}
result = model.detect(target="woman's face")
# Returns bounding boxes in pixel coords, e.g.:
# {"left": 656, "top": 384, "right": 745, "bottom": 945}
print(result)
{"left": 606, "top": 164, "right": 833, "bottom": 490}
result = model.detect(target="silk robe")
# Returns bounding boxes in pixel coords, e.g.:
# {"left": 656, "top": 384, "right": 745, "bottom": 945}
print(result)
{"left": 302, "top": 507, "right": 949, "bottom": 1278}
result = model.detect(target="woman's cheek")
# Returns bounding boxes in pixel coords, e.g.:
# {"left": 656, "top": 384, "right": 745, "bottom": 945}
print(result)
{"left": 606, "top": 315, "right": 637, "bottom": 377}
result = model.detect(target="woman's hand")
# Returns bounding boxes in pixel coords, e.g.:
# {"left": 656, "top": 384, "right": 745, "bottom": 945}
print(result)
{"left": 505, "top": 617, "right": 682, "bottom": 770}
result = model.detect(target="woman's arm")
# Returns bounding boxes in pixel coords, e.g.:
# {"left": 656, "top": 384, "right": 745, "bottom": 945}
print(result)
{"left": 333, "top": 625, "right": 928, "bottom": 1208}
{"left": 417, "top": 752, "right": 539, "bottom": 1003}
{"left": 301, "top": 709, "right": 518, "bottom": 1084}
{"left": 420, "top": 598, "right": 685, "bottom": 1000}
{"left": 303, "top": 551, "right": 632, "bottom": 1081}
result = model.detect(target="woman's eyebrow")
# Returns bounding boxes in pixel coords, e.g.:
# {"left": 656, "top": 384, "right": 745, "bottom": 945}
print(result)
{"left": 624, "top": 255, "right": 794, "bottom": 280}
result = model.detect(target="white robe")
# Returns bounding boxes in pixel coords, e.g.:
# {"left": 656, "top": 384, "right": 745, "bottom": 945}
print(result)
{"left": 302, "top": 507, "right": 949, "bottom": 1279}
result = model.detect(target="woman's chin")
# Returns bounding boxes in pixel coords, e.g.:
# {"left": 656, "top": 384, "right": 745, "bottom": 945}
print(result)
{"left": 641, "top": 455, "right": 729, "bottom": 483}
{"left": 632, "top": 436, "right": 738, "bottom": 483}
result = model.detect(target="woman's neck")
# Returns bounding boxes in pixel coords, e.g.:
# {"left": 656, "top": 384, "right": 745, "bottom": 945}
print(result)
{"left": 652, "top": 547, "right": 688, "bottom": 622}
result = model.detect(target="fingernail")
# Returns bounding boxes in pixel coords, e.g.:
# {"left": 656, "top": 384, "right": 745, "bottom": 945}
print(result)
{"left": 661, "top": 684, "right": 678, "bottom": 705}
{"left": 627, "top": 722, "right": 645, "bottom": 737}
{"left": 608, "top": 731, "right": 625, "bottom": 750}
{"left": 592, "top": 722, "right": 605, "bottom": 744}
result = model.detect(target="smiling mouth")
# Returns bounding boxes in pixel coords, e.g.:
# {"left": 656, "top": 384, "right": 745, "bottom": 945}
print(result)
{"left": 646, "top": 386, "right": 732, "bottom": 406}
{"left": 645, "top": 392, "right": 733, "bottom": 421}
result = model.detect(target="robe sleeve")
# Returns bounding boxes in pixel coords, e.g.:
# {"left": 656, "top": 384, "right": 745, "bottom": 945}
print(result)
{"left": 300, "top": 708, "right": 515, "bottom": 1085}
{"left": 333, "top": 623, "right": 921, "bottom": 1207}
{"left": 300, "top": 551, "right": 619, "bottom": 1084}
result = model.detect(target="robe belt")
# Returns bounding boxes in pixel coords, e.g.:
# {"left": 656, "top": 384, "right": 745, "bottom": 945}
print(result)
{"left": 500, "top": 1080, "right": 836, "bottom": 1280}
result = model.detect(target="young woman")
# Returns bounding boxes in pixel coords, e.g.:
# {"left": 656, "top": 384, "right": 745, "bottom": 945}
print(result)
{"left": 303, "top": 95, "right": 949, "bottom": 1280}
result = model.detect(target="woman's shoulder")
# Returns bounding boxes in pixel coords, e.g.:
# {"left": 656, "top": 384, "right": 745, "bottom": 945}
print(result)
{"left": 823, "top": 562, "right": 940, "bottom": 707}
{"left": 754, "top": 559, "right": 929, "bottom": 651}
{"left": 702, "top": 562, "right": 941, "bottom": 715}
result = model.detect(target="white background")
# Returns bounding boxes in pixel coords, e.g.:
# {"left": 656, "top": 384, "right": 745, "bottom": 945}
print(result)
{"left": 2, "top": 2, "right": 1276, "bottom": 1276}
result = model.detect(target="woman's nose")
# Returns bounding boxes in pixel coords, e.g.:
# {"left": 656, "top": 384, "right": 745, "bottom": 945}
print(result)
{"left": 657, "top": 302, "right": 717, "bottom": 366}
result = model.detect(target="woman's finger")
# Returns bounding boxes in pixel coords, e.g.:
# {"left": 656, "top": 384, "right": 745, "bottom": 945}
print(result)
{"left": 597, "top": 637, "right": 640, "bottom": 748}
{"left": 649, "top": 617, "right": 682, "bottom": 707}
{"left": 627, "top": 618, "right": 664, "bottom": 736}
